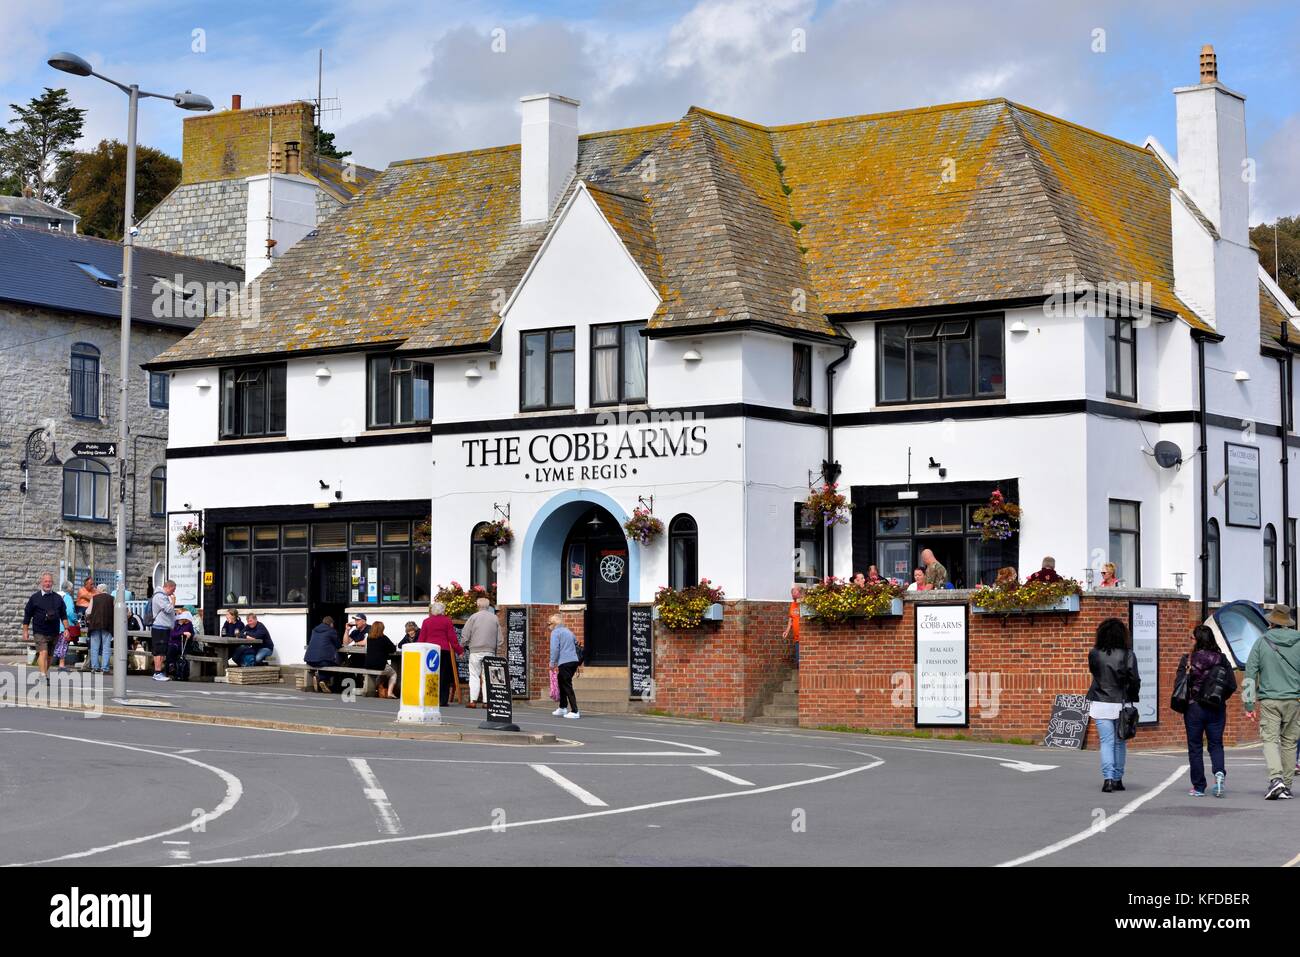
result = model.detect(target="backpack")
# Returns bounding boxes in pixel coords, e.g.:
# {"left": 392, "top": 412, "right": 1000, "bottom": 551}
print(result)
{"left": 141, "top": 598, "right": 156, "bottom": 629}
{"left": 1196, "top": 654, "right": 1237, "bottom": 707}
{"left": 165, "top": 632, "right": 190, "bottom": 681}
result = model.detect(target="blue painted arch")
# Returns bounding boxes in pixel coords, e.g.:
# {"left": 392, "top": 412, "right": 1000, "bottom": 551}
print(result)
{"left": 521, "top": 489, "right": 636, "bottom": 604}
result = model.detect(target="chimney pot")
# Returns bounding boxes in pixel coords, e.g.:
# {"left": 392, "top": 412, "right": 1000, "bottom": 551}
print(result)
{"left": 1199, "top": 45, "right": 1217, "bottom": 84}
{"left": 284, "top": 140, "right": 301, "bottom": 175}
{"left": 232, "top": 94, "right": 242, "bottom": 110}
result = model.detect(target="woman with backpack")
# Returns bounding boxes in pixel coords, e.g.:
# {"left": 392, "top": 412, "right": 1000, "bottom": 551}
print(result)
{"left": 1176, "top": 625, "right": 1238, "bottom": 797}
{"left": 1086, "top": 617, "right": 1141, "bottom": 793}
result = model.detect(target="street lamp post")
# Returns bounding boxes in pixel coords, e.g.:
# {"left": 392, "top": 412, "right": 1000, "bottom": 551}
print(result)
{"left": 48, "top": 53, "right": 212, "bottom": 702}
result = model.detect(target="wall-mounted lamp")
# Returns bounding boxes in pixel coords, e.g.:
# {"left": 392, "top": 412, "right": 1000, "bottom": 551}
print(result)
{"left": 1233, "top": 370, "right": 1250, "bottom": 382}
{"left": 1009, "top": 319, "right": 1029, "bottom": 334}
{"left": 683, "top": 347, "right": 703, "bottom": 362}
{"left": 195, "top": 377, "right": 211, "bottom": 390}
{"left": 465, "top": 361, "right": 482, "bottom": 379}
{"left": 315, "top": 364, "right": 331, "bottom": 380}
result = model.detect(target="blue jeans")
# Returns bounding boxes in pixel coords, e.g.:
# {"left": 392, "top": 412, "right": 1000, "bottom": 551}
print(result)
{"left": 1185, "top": 701, "right": 1226, "bottom": 792}
{"left": 1095, "top": 717, "right": 1127, "bottom": 781}
{"left": 89, "top": 629, "right": 112, "bottom": 671}
{"left": 254, "top": 647, "right": 273, "bottom": 664}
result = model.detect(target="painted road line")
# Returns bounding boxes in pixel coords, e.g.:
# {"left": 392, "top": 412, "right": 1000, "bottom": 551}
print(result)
{"left": 348, "top": 758, "right": 403, "bottom": 835}
{"left": 574, "top": 736, "right": 721, "bottom": 757}
{"left": 997, "top": 764, "right": 1187, "bottom": 868}
{"left": 1, "top": 728, "right": 243, "bottom": 867}
{"left": 179, "top": 760, "right": 883, "bottom": 866}
{"left": 694, "top": 766, "right": 755, "bottom": 787}
{"left": 530, "top": 764, "right": 608, "bottom": 807}
{"left": 163, "top": 841, "right": 191, "bottom": 861}
{"left": 1285, "top": 851, "right": 1300, "bottom": 868}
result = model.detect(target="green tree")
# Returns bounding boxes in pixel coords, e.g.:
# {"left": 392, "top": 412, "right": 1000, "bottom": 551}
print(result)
{"left": 309, "top": 124, "right": 351, "bottom": 160}
{"left": 0, "top": 88, "right": 86, "bottom": 203}
{"left": 1252, "top": 216, "right": 1300, "bottom": 305}
{"left": 55, "top": 139, "right": 181, "bottom": 239}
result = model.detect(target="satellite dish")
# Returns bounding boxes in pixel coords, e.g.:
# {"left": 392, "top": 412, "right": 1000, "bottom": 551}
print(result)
{"left": 1153, "top": 440, "right": 1182, "bottom": 469}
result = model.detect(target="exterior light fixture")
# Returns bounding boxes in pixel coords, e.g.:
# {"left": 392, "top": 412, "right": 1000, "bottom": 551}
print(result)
{"left": 1233, "top": 370, "right": 1250, "bottom": 382}
{"left": 315, "top": 364, "right": 331, "bottom": 379}
{"left": 195, "top": 377, "right": 211, "bottom": 390}
{"left": 683, "top": 347, "right": 703, "bottom": 362}
{"left": 1009, "top": 319, "right": 1029, "bottom": 333}
{"left": 465, "top": 361, "right": 483, "bottom": 379}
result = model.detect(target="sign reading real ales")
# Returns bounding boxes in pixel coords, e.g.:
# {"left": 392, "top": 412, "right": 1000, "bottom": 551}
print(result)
{"left": 915, "top": 603, "right": 968, "bottom": 726}
{"left": 505, "top": 607, "right": 529, "bottom": 699}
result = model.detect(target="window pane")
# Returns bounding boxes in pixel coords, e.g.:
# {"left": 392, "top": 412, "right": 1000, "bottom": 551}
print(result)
{"left": 522, "top": 333, "right": 547, "bottom": 408}
{"left": 1119, "top": 331, "right": 1135, "bottom": 398}
{"left": 282, "top": 554, "right": 308, "bottom": 603}
{"left": 354, "top": 551, "right": 378, "bottom": 603}
{"left": 413, "top": 553, "right": 431, "bottom": 603}
{"left": 594, "top": 327, "right": 618, "bottom": 347}
{"left": 566, "top": 543, "right": 586, "bottom": 600}
{"left": 793, "top": 344, "right": 812, "bottom": 406}
{"left": 943, "top": 337, "right": 972, "bottom": 397}
{"left": 351, "top": 522, "right": 378, "bottom": 547}
{"left": 551, "top": 348, "right": 575, "bottom": 407}
{"left": 78, "top": 472, "right": 93, "bottom": 517}
{"left": 552, "top": 329, "right": 574, "bottom": 351}
{"left": 938, "top": 320, "right": 969, "bottom": 337}
{"left": 472, "top": 543, "right": 495, "bottom": 592}
{"left": 916, "top": 506, "right": 962, "bottom": 534}
{"left": 967, "top": 538, "right": 1002, "bottom": 587}
{"left": 876, "top": 507, "right": 911, "bottom": 536}
{"left": 369, "top": 357, "right": 392, "bottom": 427}
{"left": 381, "top": 551, "right": 409, "bottom": 602}
{"left": 413, "top": 363, "right": 432, "bottom": 422}
{"left": 622, "top": 324, "right": 647, "bottom": 401}
{"left": 878, "top": 540, "right": 912, "bottom": 580}
{"left": 63, "top": 471, "right": 77, "bottom": 516}
{"left": 221, "top": 369, "right": 236, "bottom": 436}
{"left": 382, "top": 521, "right": 410, "bottom": 546}
{"left": 223, "top": 555, "right": 250, "bottom": 605}
{"left": 268, "top": 365, "right": 286, "bottom": 433}
{"left": 94, "top": 472, "right": 108, "bottom": 519}
{"left": 252, "top": 525, "right": 279, "bottom": 550}
{"left": 906, "top": 323, "right": 937, "bottom": 339}
{"left": 976, "top": 318, "right": 1004, "bottom": 395}
{"left": 880, "top": 326, "right": 907, "bottom": 402}
{"left": 253, "top": 555, "right": 279, "bottom": 604}
{"left": 395, "top": 365, "right": 414, "bottom": 424}
{"left": 243, "top": 371, "right": 265, "bottom": 435}
{"left": 282, "top": 525, "right": 308, "bottom": 550}
{"left": 1105, "top": 319, "right": 1118, "bottom": 394}
{"left": 592, "top": 341, "right": 619, "bottom": 404}
{"left": 311, "top": 523, "right": 347, "bottom": 550}
{"left": 911, "top": 339, "right": 939, "bottom": 399}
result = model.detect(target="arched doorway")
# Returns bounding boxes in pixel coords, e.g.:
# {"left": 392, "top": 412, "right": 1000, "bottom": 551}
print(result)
{"left": 561, "top": 505, "right": 629, "bottom": 665}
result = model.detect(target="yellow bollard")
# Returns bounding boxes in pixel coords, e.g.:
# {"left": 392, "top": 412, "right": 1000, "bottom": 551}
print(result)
{"left": 396, "top": 642, "right": 442, "bottom": 724}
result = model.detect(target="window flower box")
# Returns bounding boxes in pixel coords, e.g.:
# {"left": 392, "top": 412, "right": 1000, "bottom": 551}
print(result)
{"left": 971, "top": 580, "right": 1081, "bottom": 615}
{"left": 800, "top": 578, "right": 906, "bottom": 621}
{"left": 652, "top": 580, "right": 725, "bottom": 629}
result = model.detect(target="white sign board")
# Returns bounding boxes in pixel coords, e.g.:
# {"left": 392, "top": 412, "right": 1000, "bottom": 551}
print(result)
{"left": 166, "top": 511, "right": 202, "bottom": 606}
{"left": 915, "top": 603, "right": 968, "bottom": 726}
{"left": 1225, "top": 442, "right": 1261, "bottom": 528}
{"left": 1130, "top": 602, "right": 1159, "bottom": 725}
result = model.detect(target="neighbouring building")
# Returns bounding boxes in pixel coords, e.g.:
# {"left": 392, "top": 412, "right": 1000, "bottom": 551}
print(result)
{"left": 148, "top": 51, "right": 1298, "bottom": 733}
{"left": 0, "top": 194, "right": 80, "bottom": 233}
{"left": 0, "top": 223, "right": 242, "bottom": 655}
{"left": 135, "top": 96, "right": 378, "bottom": 277}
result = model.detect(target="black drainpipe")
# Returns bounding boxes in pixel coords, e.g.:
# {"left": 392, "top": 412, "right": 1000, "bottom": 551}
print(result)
{"left": 1195, "top": 332, "right": 1210, "bottom": 612}
{"left": 822, "top": 338, "right": 854, "bottom": 579}
{"left": 1282, "top": 324, "right": 1293, "bottom": 606}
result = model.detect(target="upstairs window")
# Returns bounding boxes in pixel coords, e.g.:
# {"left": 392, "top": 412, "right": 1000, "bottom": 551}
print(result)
{"left": 150, "top": 467, "right": 166, "bottom": 518}
{"left": 878, "top": 315, "right": 1004, "bottom": 404}
{"left": 367, "top": 355, "right": 433, "bottom": 428}
{"left": 1106, "top": 317, "right": 1136, "bottom": 401}
{"left": 1206, "top": 518, "right": 1221, "bottom": 602}
{"left": 521, "top": 328, "right": 575, "bottom": 411}
{"left": 219, "top": 364, "right": 286, "bottom": 439}
{"left": 63, "top": 458, "right": 110, "bottom": 521}
{"left": 1265, "top": 524, "right": 1278, "bottom": 604}
{"left": 668, "top": 514, "right": 699, "bottom": 590}
{"left": 70, "top": 342, "right": 100, "bottom": 419}
{"left": 793, "top": 343, "right": 812, "bottom": 407}
{"left": 591, "top": 322, "right": 648, "bottom": 406}
{"left": 149, "top": 371, "right": 169, "bottom": 409}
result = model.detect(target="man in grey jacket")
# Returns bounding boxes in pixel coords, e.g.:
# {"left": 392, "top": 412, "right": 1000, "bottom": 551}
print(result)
{"left": 461, "top": 597, "right": 501, "bottom": 708}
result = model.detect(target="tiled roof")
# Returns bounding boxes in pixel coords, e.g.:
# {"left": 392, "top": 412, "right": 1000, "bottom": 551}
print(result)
{"left": 1260, "top": 278, "right": 1300, "bottom": 351}
{"left": 302, "top": 154, "right": 380, "bottom": 203}
{"left": 0, "top": 195, "right": 80, "bottom": 222}
{"left": 153, "top": 97, "right": 1224, "bottom": 367}
{"left": 0, "top": 222, "right": 243, "bottom": 330}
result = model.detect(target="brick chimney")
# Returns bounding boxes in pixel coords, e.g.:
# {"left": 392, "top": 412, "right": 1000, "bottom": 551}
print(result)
{"left": 519, "top": 93, "right": 579, "bottom": 223}
{"left": 1174, "top": 44, "right": 1248, "bottom": 246}
{"left": 179, "top": 101, "right": 315, "bottom": 184}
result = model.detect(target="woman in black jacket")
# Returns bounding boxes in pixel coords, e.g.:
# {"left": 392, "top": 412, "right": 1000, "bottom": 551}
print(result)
{"left": 1086, "top": 618, "right": 1141, "bottom": 793}
{"left": 1177, "top": 625, "right": 1237, "bottom": 797}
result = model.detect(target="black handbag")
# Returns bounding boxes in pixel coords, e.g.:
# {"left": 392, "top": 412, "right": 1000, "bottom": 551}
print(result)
{"left": 1117, "top": 704, "right": 1139, "bottom": 740}
{"left": 1170, "top": 655, "right": 1192, "bottom": 714}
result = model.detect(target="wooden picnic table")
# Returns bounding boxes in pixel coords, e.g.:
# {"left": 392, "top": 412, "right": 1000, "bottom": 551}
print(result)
{"left": 197, "top": 636, "right": 256, "bottom": 678}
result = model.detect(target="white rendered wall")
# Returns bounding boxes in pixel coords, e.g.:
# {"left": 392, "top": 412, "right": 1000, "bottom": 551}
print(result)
{"left": 244, "top": 173, "right": 318, "bottom": 282}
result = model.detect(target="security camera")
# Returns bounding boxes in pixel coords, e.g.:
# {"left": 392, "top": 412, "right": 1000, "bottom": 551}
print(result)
{"left": 128, "top": 226, "right": 139, "bottom": 237}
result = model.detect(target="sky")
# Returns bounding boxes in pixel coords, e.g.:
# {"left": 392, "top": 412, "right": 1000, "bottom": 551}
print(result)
{"left": 2, "top": 0, "right": 1297, "bottom": 223}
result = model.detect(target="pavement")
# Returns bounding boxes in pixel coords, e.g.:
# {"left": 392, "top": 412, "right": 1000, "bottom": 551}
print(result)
{"left": 1, "top": 664, "right": 1298, "bottom": 867}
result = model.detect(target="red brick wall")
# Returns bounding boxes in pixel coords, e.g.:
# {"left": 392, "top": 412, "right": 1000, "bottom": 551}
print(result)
{"left": 798, "top": 593, "right": 1257, "bottom": 749}
{"left": 517, "top": 605, "right": 584, "bottom": 699}
{"left": 651, "top": 600, "right": 792, "bottom": 721}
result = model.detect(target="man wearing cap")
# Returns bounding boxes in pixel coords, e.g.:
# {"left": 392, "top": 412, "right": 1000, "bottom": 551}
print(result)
{"left": 1243, "top": 605, "right": 1300, "bottom": 800}
{"left": 343, "top": 613, "right": 370, "bottom": 646}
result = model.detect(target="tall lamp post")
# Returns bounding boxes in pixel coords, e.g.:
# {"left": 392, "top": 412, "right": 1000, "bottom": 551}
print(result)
{"left": 48, "top": 53, "right": 212, "bottom": 702}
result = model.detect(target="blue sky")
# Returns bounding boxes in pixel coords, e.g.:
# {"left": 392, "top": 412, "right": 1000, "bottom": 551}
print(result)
{"left": 3, "top": 0, "right": 1298, "bottom": 221}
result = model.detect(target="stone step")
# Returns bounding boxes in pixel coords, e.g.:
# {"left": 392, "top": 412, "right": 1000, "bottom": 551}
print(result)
{"left": 768, "top": 691, "right": 798, "bottom": 708}
{"left": 572, "top": 677, "right": 631, "bottom": 691}
{"left": 761, "top": 704, "right": 798, "bottom": 719}
{"left": 750, "top": 715, "right": 800, "bottom": 727}
{"left": 783, "top": 679, "right": 799, "bottom": 693}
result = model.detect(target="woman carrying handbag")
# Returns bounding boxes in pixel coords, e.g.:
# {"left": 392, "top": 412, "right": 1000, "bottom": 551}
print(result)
{"left": 1173, "top": 625, "right": 1238, "bottom": 797}
{"left": 1086, "top": 618, "right": 1142, "bottom": 793}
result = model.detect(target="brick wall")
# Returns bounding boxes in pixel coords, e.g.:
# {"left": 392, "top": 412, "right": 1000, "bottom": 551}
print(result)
{"left": 179, "top": 102, "right": 315, "bottom": 185}
{"left": 517, "top": 604, "right": 585, "bottom": 699}
{"left": 650, "top": 600, "right": 792, "bottom": 721}
{"left": 798, "top": 591, "right": 1258, "bottom": 750}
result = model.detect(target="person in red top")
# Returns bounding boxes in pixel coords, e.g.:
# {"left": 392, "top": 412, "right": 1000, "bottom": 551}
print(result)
{"left": 782, "top": 585, "right": 803, "bottom": 667}
{"left": 1026, "top": 556, "right": 1062, "bottom": 584}
{"left": 419, "top": 601, "right": 465, "bottom": 706}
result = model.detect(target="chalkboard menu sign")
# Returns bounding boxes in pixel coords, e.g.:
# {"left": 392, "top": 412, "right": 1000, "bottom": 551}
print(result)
{"left": 1044, "top": 693, "right": 1090, "bottom": 749}
{"left": 452, "top": 622, "right": 469, "bottom": 687}
{"left": 505, "top": 607, "right": 529, "bottom": 699}
{"left": 628, "top": 603, "right": 654, "bottom": 700}
{"left": 482, "top": 655, "right": 513, "bottom": 723}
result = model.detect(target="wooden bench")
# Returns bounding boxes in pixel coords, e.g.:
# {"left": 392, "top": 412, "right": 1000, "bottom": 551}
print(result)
{"left": 304, "top": 665, "right": 386, "bottom": 696}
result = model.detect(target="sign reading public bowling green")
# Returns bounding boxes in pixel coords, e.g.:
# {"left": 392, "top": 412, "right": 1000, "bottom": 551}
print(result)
{"left": 460, "top": 423, "right": 708, "bottom": 484}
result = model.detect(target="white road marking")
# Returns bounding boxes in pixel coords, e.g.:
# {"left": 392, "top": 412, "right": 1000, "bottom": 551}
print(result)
{"left": 997, "top": 765, "right": 1187, "bottom": 867}
{"left": 1, "top": 729, "right": 242, "bottom": 867}
{"left": 178, "top": 761, "right": 883, "bottom": 866}
{"left": 530, "top": 764, "right": 608, "bottom": 806}
{"left": 163, "top": 841, "right": 191, "bottom": 861}
{"left": 694, "top": 766, "right": 755, "bottom": 787}
{"left": 574, "top": 735, "right": 720, "bottom": 757}
{"left": 864, "top": 741, "right": 1057, "bottom": 773}
{"left": 348, "top": 758, "right": 403, "bottom": 835}
{"left": 998, "top": 761, "right": 1057, "bottom": 773}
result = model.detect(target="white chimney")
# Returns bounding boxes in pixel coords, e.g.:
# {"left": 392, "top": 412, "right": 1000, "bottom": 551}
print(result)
{"left": 519, "top": 93, "right": 579, "bottom": 223}
{"left": 1173, "top": 45, "right": 1249, "bottom": 246}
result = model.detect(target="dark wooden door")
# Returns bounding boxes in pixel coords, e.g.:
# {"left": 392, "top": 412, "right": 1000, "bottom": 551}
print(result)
{"left": 563, "top": 507, "right": 629, "bottom": 665}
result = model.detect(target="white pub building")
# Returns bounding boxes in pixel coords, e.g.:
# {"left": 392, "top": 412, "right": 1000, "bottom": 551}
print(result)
{"left": 151, "top": 48, "right": 1299, "bottom": 676}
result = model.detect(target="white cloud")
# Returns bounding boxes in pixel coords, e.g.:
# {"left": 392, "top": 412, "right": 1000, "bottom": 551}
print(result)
{"left": 1251, "top": 115, "right": 1300, "bottom": 225}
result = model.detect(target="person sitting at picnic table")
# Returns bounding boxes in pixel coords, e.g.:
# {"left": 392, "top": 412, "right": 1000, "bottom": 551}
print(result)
{"left": 1026, "top": 556, "right": 1062, "bottom": 584}
{"left": 221, "top": 609, "right": 245, "bottom": 638}
{"left": 343, "top": 613, "right": 369, "bottom": 646}
{"left": 362, "top": 621, "right": 397, "bottom": 696}
{"left": 305, "top": 615, "right": 341, "bottom": 693}
{"left": 237, "top": 613, "right": 274, "bottom": 666}
{"left": 382, "top": 621, "right": 422, "bottom": 698}
{"left": 419, "top": 601, "right": 465, "bottom": 707}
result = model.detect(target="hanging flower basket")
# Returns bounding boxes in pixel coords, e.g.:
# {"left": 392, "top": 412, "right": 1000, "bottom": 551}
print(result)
{"left": 652, "top": 579, "right": 726, "bottom": 629}
{"left": 480, "top": 520, "right": 513, "bottom": 547}
{"left": 804, "top": 482, "right": 853, "bottom": 528}
{"left": 801, "top": 577, "right": 905, "bottom": 622}
{"left": 435, "top": 581, "right": 498, "bottom": 619}
{"left": 623, "top": 506, "right": 664, "bottom": 545}
{"left": 176, "top": 521, "right": 204, "bottom": 557}
{"left": 971, "top": 578, "right": 1081, "bottom": 614}
{"left": 972, "top": 489, "right": 1022, "bottom": 542}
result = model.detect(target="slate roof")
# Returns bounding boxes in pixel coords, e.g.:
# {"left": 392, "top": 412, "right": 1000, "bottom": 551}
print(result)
{"left": 302, "top": 154, "right": 381, "bottom": 204}
{"left": 0, "top": 195, "right": 80, "bottom": 223}
{"left": 153, "top": 97, "right": 1263, "bottom": 368}
{"left": 1260, "top": 277, "right": 1300, "bottom": 351}
{"left": 0, "top": 222, "right": 244, "bottom": 330}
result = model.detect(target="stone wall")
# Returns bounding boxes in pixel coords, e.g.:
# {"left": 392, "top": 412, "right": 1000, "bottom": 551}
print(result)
{"left": 0, "top": 303, "right": 181, "bottom": 651}
{"left": 136, "top": 180, "right": 249, "bottom": 268}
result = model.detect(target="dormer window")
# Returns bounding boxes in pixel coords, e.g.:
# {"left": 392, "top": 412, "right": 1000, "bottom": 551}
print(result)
{"left": 591, "top": 322, "right": 647, "bottom": 406}
{"left": 521, "top": 328, "right": 575, "bottom": 411}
